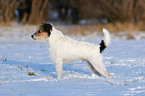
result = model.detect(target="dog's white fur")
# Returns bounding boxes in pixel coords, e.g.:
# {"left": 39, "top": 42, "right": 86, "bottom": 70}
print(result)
{"left": 46, "top": 26, "right": 111, "bottom": 79}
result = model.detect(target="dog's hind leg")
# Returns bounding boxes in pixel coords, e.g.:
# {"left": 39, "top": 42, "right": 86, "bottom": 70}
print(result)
{"left": 88, "top": 56, "right": 112, "bottom": 78}
{"left": 55, "top": 59, "right": 63, "bottom": 79}
{"left": 87, "top": 61, "right": 102, "bottom": 77}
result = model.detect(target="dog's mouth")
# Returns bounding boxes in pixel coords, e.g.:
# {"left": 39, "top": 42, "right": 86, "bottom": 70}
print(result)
{"left": 31, "top": 35, "right": 41, "bottom": 40}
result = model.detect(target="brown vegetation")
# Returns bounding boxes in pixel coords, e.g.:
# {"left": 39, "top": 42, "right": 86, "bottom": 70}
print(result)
{"left": 0, "top": 0, "right": 20, "bottom": 25}
{"left": 0, "top": 0, "right": 49, "bottom": 25}
{"left": 57, "top": 22, "right": 144, "bottom": 36}
{"left": 28, "top": 0, "right": 49, "bottom": 24}
{"left": 0, "top": 0, "right": 144, "bottom": 32}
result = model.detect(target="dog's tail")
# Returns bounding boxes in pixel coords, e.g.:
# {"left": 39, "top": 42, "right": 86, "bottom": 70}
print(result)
{"left": 100, "top": 28, "right": 110, "bottom": 53}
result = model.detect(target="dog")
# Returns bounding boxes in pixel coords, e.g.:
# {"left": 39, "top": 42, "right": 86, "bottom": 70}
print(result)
{"left": 31, "top": 23, "right": 112, "bottom": 79}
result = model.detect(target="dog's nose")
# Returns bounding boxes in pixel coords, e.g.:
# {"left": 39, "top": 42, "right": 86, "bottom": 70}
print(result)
{"left": 31, "top": 35, "right": 34, "bottom": 38}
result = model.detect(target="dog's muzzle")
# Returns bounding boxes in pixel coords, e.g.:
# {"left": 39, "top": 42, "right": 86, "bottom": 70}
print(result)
{"left": 31, "top": 35, "right": 35, "bottom": 40}
{"left": 31, "top": 35, "right": 34, "bottom": 38}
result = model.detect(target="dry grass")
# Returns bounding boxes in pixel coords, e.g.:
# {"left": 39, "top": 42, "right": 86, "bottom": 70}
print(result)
{"left": 97, "top": 22, "right": 144, "bottom": 33}
{"left": 55, "top": 22, "right": 145, "bottom": 40}
{"left": 56, "top": 25, "right": 99, "bottom": 36}
{"left": 0, "top": 22, "right": 144, "bottom": 40}
{"left": 56, "top": 22, "right": 144, "bottom": 36}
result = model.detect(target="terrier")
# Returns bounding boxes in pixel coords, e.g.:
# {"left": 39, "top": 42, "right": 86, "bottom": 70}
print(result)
{"left": 31, "top": 23, "right": 112, "bottom": 79}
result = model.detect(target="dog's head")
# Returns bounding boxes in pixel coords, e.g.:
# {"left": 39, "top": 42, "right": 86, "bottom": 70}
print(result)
{"left": 31, "top": 23, "right": 53, "bottom": 40}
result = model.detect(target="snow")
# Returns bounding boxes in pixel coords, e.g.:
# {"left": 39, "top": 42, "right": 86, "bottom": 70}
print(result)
{"left": 0, "top": 26, "right": 145, "bottom": 96}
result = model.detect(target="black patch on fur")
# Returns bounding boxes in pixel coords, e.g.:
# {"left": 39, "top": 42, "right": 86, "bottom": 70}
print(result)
{"left": 42, "top": 23, "right": 52, "bottom": 36}
{"left": 100, "top": 40, "right": 106, "bottom": 53}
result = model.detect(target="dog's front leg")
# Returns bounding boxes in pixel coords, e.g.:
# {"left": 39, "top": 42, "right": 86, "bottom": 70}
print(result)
{"left": 55, "top": 59, "right": 63, "bottom": 79}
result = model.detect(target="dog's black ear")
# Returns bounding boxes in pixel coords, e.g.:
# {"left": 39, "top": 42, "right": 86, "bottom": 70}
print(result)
{"left": 43, "top": 23, "right": 53, "bottom": 36}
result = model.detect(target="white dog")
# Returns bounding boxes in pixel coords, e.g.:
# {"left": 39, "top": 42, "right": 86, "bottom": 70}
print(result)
{"left": 31, "top": 23, "right": 112, "bottom": 79}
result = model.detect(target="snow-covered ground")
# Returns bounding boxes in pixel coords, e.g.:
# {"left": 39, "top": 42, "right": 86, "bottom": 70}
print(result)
{"left": 0, "top": 26, "right": 145, "bottom": 96}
